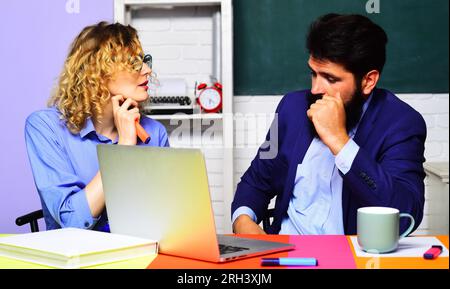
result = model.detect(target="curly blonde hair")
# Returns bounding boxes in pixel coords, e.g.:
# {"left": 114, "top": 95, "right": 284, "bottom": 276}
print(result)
{"left": 48, "top": 21, "right": 144, "bottom": 134}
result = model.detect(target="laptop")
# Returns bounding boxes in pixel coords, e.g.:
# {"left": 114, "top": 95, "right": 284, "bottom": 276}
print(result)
{"left": 97, "top": 145, "right": 294, "bottom": 262}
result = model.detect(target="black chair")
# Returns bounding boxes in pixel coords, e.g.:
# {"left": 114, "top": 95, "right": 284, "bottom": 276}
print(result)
{"left": 262, "top": 208, "right": 275, "bottom": 232}
{"left": 19, "top": 208, "right": 274, "bottom": 233}
{"left": 15, "top": 209, "right": 44, "bottom": 232}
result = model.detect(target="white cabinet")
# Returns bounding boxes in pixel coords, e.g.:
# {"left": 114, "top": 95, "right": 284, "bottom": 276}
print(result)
{"left": 417, "top": 162, "right": 449, "bottom": 235}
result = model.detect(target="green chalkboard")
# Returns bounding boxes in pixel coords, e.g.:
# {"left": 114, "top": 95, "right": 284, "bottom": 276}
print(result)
{"left": 233, "top": 0, "right": 449, "bottom": 95}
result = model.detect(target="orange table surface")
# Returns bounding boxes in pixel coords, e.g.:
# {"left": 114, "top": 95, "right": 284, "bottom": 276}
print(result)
{"left": 147, "top": 234, "right": 449, "bottom": 269}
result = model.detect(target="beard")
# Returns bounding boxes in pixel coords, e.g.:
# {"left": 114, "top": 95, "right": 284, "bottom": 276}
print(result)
{"left": 307, "top": 86, "right": 366, "bottom": 138}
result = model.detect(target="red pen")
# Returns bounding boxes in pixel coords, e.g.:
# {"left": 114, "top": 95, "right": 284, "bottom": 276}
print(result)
{"left": 136, "top": 122, "right": 151, "bottom": 144}
{"left": 117, "top": 98, "right": 151, "bottom": 144}
{"left": 423, "top": 245, "right": 443, "bottom": 260}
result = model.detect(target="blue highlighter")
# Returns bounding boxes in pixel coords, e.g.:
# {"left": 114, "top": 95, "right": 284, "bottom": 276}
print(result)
{"left": 261, "top": 257, "right": 318, "bottom": 266}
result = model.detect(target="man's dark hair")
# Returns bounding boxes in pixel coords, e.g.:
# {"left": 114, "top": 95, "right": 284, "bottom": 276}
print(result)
{"left": 306, "top": 14, "right": 388, "bottom": 82}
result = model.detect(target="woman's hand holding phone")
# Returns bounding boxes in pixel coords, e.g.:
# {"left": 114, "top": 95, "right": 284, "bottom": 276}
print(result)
{"left": 111, "top": 95, "right": 140, "bottom": 145}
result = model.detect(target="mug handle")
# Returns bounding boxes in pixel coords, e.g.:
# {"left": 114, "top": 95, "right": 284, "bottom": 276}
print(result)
{"left": 399, "top": 213, "right": 415, "bottom": 239}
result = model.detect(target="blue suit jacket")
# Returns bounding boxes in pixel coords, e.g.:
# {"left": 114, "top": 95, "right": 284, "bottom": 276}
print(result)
{"left": 232, "top": 88, "right": 426, "bottom": 235}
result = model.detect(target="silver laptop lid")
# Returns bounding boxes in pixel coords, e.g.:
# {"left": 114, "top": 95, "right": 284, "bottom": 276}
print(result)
{"left": 97, "top": 145, "right": 221, "bottom": 262}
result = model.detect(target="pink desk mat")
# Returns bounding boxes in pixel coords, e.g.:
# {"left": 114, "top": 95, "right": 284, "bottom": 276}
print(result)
{"left": 286, "top": 235, "right": 356, "bottom": 269}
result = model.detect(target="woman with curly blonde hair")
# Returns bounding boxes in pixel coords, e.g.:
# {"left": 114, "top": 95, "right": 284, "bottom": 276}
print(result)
{"left": 25, "top": 22, "right": 169, "bottom": 232}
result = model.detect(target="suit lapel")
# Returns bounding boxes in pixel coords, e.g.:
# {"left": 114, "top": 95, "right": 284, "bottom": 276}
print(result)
{"left": 353, "top": 88, "right": 386, "bottom": 147}
{"left": 279, "top": 115, "right": 313, "bottom": 213}
{"left": 342, "top": 88, "right": 386, "bottom": 233}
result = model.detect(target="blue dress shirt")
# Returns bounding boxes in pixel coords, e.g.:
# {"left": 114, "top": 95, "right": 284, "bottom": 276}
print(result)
{"left": 232, "top": 94, "right": 373, "bottom": 234}
{"left": 25, "top": 107, "right": 169, "bottom": 232}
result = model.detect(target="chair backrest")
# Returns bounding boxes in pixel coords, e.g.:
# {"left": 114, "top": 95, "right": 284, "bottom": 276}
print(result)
{"left": 15, "top": 209, "right": 44, "bottom": 232}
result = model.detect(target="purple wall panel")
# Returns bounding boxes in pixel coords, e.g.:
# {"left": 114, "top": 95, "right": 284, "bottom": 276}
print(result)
{"left": 0, "top": 0, "right": 113, "bottom": 233}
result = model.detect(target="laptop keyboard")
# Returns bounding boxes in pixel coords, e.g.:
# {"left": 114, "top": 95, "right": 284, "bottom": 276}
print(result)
{"left": 219, "top": 244, "right": 249, "bottom": 255}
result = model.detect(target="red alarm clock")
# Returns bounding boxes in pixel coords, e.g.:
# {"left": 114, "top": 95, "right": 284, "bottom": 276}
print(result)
{"left": 196, "top": 82, "right": 223, "bottom": 113}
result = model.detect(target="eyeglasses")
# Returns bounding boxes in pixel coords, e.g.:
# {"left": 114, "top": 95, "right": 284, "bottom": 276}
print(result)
{"left": 135, "top": 53, "right": 160, "bottom": 88}
{"left": 143, "top": 54, "right": 152, "bottom": 69}
{"left": 130, "top": 53, "right": 153, "bottom": 71}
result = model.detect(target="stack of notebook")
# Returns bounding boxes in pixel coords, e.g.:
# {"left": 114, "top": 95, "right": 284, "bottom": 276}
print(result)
{"left": 0, "top": 228, "right": 158, "bottom": 268}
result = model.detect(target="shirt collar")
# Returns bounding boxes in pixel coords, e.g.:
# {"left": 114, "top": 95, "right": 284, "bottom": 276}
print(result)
{"left": 80, "top": 117, "right": 119, "bottom": 143}
{"left": 349, "top": 91, "right": 374, "bottom": 137}
{"left": 79, "top": 118, "right": 96, "bottom": 139}
{"left": 361, "top": 91, "right": 374, "bottom": 116}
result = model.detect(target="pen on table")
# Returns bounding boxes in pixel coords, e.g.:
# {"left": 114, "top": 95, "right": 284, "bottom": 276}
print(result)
{"left": 423, "top": 245, "right": 443, "bottom": 260}
{"left": 261, "top": 257, "right": 318, "bottom": 267}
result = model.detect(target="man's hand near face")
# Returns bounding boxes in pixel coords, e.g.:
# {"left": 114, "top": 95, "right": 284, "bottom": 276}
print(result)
{"left": 306, "top": 92, "right": 350, "bottom": 155}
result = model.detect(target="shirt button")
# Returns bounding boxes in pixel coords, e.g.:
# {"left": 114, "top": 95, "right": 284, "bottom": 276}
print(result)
{"left": 84, "top": 222, "right": 90, "bottom": 228}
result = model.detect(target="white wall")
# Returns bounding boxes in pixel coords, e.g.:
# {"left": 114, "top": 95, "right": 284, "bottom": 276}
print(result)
{"left": 396, "top": 94, "right": 449, "bottom": 161}
{"left": 397, "top": 94, "right": 449, "bottom": 235}
{"left": 131, "top": 6, "right": 216, "bottom": 95}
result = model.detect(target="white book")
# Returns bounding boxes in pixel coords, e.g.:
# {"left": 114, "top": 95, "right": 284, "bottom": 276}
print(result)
{"left": 0, "top": 228, "right": 158, "bottom": 268}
